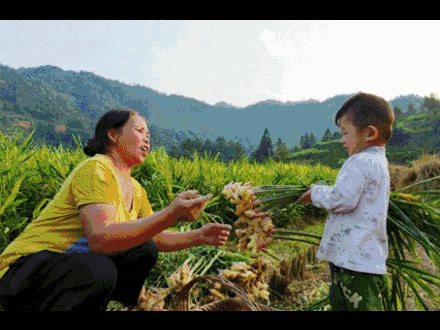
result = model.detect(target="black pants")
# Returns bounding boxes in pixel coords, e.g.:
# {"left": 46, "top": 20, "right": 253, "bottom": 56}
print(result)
{"left": 0, "top": 240, "right": 157, "bottom": 311}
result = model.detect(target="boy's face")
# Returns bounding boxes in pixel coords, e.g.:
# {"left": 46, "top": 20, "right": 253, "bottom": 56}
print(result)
{"left": 339, "top": 114, "right": 369, "bottom": 156}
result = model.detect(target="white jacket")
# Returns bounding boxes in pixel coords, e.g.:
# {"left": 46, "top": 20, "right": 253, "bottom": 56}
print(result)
{"left": 311, "top": 146, "right": 390, "bottom": 274}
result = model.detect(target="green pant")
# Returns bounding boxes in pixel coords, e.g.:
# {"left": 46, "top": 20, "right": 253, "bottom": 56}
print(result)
{"left": 329, "top": 263, "right": 386, "bottom": 311}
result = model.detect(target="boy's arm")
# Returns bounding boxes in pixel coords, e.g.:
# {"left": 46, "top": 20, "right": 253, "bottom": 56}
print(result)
{"left": 310, "top": 158, "right": 368, "bottom": 214}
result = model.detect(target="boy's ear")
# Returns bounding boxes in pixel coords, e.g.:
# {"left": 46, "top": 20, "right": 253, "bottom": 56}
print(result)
{"left": 365, "top": 125, "right": 379, "bottom": 141}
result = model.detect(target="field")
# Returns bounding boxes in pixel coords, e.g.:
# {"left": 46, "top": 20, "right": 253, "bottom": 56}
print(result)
{"left": 1, "top": 129, "right": 440, "bottom": 311}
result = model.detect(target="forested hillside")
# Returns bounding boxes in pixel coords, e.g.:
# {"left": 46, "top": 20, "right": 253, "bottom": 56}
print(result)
{"left": 1, "top": 63, "right": 439, "bottom": 165}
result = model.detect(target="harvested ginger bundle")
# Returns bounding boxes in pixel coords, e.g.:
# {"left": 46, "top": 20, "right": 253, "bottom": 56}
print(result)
{"left": 168, "top": 263, "right": 193, "bottom": 293}
{"left": 222, "top": 182, "right": 275, "bottom": 254}
{"left": 205, "top": 257, "right": 272, "bottom": 304}
{"left": 134, "top": 286, "right": 170, "bottom": 311}
{"left": 135, "top": 263, "right": 201, "bottom": 311}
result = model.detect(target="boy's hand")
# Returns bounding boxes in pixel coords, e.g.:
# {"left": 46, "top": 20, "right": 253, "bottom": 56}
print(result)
{"left": 297, "top": 188, "right": 312, "bottom": 205}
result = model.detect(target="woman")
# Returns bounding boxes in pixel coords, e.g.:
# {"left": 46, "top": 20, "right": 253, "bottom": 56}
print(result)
{"left": 0, "top": 108, "right": 231, "bottom": 311}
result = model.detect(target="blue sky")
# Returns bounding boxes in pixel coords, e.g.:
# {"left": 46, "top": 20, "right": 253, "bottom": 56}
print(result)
{"left": 1, "top": 20, "right": 438, "bottom": 107}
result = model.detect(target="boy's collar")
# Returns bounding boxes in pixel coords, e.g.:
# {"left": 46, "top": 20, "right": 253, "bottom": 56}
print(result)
{"left": 359, "top": 145, "right": 385, "bottom": 153}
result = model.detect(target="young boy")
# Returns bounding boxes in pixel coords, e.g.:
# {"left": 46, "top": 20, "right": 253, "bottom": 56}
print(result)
{"left": 297, "top": 92, "right": 395, "bottom": 311}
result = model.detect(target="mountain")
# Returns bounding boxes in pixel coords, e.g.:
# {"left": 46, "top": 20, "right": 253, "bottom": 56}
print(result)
{"left": 388, "top": 94, "right": 425, "bottom": 110}
{"left": 0, "top": 63, "right": 428, "bottom": 154}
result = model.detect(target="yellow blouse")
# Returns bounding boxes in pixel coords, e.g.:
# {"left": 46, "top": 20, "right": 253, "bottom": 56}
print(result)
{"left": 0, "top": 154, "right": 154, "bottom": 279}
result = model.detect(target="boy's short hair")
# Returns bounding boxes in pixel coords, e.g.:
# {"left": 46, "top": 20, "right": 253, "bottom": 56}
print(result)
{"left": 335, "top": 92, "right": 395, "bottom": 142}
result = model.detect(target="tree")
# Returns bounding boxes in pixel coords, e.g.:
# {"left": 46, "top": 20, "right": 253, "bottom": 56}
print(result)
{"left": 225, "top": 140, "right": 238, "bottom": 162}
{"left": 300, "top": 132, "right": 317, "bottom": 149}
{"left": 253, "top": 127, "right": 274, "bottom": 163}
{"left": 393, "top": 105, "right": 403, "bottom": 118}
{"left": 193, "top": 136, "right": 204, "bottom": 156}
{"left": 202, "top": 138, "right": 215, "bottom": 158}
{"left": 232, "top": 140, "right": 246, "bottom": 161}
{"left": 309, "top": 132, "right": 317, "bottom": 148}
{"left": 181, "top": 137, "right": 194, "bottom": 157}
{"left": 300, "top": 133, "right": 309, "bottom": 149}
{"left": 332, "top": 131, "right": 342, "bottom": 140}
{"left": 169, "top": 141, "right": 184, "bottom": 159}
{"left": 420, "top": 93, "right": 440, "bottom": 114}
{"left": 321, "top": 128, "right": 332, "bottom": 142}
{"left": 407, "top": 102, "right": 417, "bottom": 115}
{"left": 274, "top": 137, "right": 289, "bottom": 162}
{"left": 214, "top": 136, "right": 227, "bottom": 162}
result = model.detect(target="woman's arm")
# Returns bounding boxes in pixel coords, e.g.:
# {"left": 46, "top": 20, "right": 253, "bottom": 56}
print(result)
{"left": 79, "top": 191, "right": 213, "bottom": 255}
{"left": 79, "top": 203, "right": 176, "bottom": 255}
{"left": 152, "top": 229, "right": 203, "bottom": 252}
{"left": 153, "top": 223, "right": 232, "bottom": 252}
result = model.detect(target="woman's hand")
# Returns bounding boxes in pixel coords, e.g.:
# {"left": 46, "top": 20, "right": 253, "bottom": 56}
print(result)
{"left": 297, "top": 188, "right": 312, "bottom": 205}
{"left": 169, "top": 190, "right": 213, "bottom": 223}
{"left": 197, "top": 223, "right": 232, "bottom": 247}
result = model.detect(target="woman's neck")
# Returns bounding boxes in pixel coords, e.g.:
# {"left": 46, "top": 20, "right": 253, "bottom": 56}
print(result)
{"left": 106, "top": 150, "right": 132, "bottom": 179}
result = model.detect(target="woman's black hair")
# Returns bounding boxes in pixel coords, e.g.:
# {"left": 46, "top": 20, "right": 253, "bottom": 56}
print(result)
{"left": 83, "top": 108, "right": 139, "bottom": 157}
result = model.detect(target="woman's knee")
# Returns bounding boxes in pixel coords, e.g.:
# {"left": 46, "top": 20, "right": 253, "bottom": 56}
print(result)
{"left": 108, "top": 239, "right": 158, "bottom": 268}
{"left": 67, "top": 253, "right": 118, "bottom": 288}
{"left": 143, "top": 239, "right": 158, "bottom": 264}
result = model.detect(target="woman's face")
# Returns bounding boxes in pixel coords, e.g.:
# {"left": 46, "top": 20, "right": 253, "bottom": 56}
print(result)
{"left": 111, "top": 114, "right": 150, "bottom": 167}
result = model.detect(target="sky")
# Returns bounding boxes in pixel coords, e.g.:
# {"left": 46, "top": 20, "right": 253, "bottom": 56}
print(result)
{"left": 0, "top": 20, "right": 438, "bottom": 108}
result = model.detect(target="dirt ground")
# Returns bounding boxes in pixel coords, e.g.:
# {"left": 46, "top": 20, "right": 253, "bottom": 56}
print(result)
{"left": 402, "top": 244, "right": 440, "bottom": 311}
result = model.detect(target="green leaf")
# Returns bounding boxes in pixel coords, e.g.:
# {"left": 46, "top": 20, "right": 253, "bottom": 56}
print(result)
{"left": 272, "top": 236, "right": 321, "bottom": 246}
{"left": 274, "top": 229, "right": 323, "bottom": 240}
{"left": 33, "top": 198, "right": 51, "bottom": 220}
{"left": 15, "top": 128, "right": 36, "bottom": 155}
{"left": 402, "top": 274, "right": 430, "bottom": 311}
{"left": 0, "top": 149, "right": 38, "bottom": 177}
{"left": 260, "top": 173, "right": 271, "bottom": 185}
{"left": 0, "top": 174, "right": 27, "bottom": 217}
{"left": 396, "top": 175, "right": 440, "bottom": 192}
{"left": 4, "top": 214, "right": 28, "bottom": 231}
{"left": 388, "top": 204, "right": 440, "bottom": 257}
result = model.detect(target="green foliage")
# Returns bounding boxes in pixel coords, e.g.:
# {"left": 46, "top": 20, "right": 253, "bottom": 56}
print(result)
{"left": 332, "top": 131, "right": 342, "bottom": 140}
{"left": 395, "top": 111, "right": 439, "bottom": 136}
{"left": 407, "top": 102, "right": 417, "bottom": 115}
{"left": 393, "top": 105, "right": 403, "bottom": 118}
{"left": 168, "top": 135, "right": 246, "bottom": 164}
{"left": 273, "top": 137, "right": 289, "bottom": 163}
{"left": 420, "top": 93, "right": 440, "bottom": 114}
{"left": 1, "top": 63, "right": 438, "bottom": 165}
{"left": 2, "top": 129, "right": 440, "bottom": 311}
{"left": 287, "top": 140, "right": 425, "bottom": 169}
{"left": 320, "top": 128, "right": 332, "bottom": 142}
{"left": 0, "top": 133, "right": 341, "bottom": 255}
{"left": 299, "top": 131, "right": 318, "bottom": 149}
